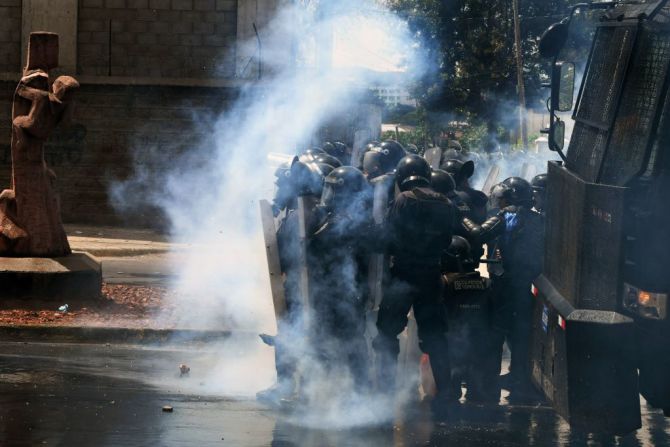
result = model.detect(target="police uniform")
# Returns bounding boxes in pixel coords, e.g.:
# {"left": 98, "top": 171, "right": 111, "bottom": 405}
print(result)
{"left": 374, "top": 185, "right": 458, "bottom": 402}
{"left": 308, "top": 210, "right": 371, "bottom": 389}
{"left": 495, "top": 206, "right": 545, "bottom": 397}
{"left": 444, "top": 270, "right": 500, "bottom": 402}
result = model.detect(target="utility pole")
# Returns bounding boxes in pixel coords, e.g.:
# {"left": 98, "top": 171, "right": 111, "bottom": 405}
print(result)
{"left": 512, "top": 0, "right": 528, "bottom": 150}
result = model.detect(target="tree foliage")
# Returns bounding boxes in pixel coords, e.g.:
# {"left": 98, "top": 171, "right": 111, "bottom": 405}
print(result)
{"left": 388, "top": 0, "right": 579, "bottom": 149}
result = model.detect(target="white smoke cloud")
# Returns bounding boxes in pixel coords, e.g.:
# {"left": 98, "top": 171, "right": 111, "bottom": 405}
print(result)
{"left": 110, "top": 0, "right": 424, "bottom": 428}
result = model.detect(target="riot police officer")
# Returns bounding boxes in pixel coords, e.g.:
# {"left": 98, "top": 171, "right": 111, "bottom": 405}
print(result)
{"left": 492, "top": 177, "right": 545, "bottom": 402}
{"left": 364, "top": 140, "right": 407, "bottom": 219}
{"left": 323, "top": 141, "right": 351, "bottom": 166}
{"left": 362, "top": 140, "right": 407, "bottom": 181}
{"left": 271, "top": 161, "right": 294, "bottom": 217}
{"left": 257, "top": 158, "right": 336, "bottom": 405}
{"left": 308, "top": 166, "right": 372, "bottom": 390}
{"left": 531, "top": 173, "right": 547, "bottom": 215}
{"left": 441, "top": 159, "right": 488, "bottom": 223}
{"left": 374, "top": 155, "right": 458, "bottom": 416}
{"left": 431, "top": 169, "right": 504, "bottom": 261}
{"left": 443, "top": 236, "right": 501, "bottom": 403}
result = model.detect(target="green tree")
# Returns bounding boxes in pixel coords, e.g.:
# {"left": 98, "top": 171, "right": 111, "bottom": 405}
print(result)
{"left": 389, "top": 0, "right": 577, "bottom": 150}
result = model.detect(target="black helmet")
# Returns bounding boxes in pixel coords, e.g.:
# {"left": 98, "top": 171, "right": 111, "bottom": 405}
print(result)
{"left": 531, "top": 173, "right": 547, "bottom": 191}
{"left": 327, "top": 141, "right": 350, "bottom": 164}
{"left": 440, "top": 159, "right": 475, "bottom": 185}
{"left": 365, "top": 141, "right": 381, "bottom": 151}
{"left": 290, "top": 158, "right": 333, "bottom": 196}
{"left": 272, "top": 162, "right": 296, "bottom": 213}
{"left": 302, "top": 147, "right": 325, "bottom": 155}
{"left": 395, "top": 154, "right": 431, "bottom": 192}
{"left": 430, "top": 169, "right": 456, "bottom": 196}
{"left": 444, "top": 236, "right": 476, "bottom": 272}
{"left": 442, "top": 148, "right": 463, "bottom": 162}
{"left": 488, "top": 182, "right": 509, "bottom": 211}
{"left": 380, "top": 140, "right": 406, "bottom": 158}
{"left": 501, "top": 176, "right": 534, "bottom": 206}
{"left": 321, "top": 166, "right": 368, "bottom": 211}
{"left": 406, "top": 143, "right": 420, "bottom": 154}
{"left": 332, "top": 141, "right": 348, "bottom": 155}
{"left": 299, "top": 147, "right": 326, "bottom": 163}
{"left": 323, "top": 141, "right": 347, "bottom": 159}
{"left": 321, "top": 141, "right": 335, "bottom": 153}
{"left": 363, "top": 140, "right": 407, "bottom": 179}
{"left": 274, "top": 161, "right": 291, "bottom": 184}
{"left": 312, "top": 153, "right": 342, "bottom": 168}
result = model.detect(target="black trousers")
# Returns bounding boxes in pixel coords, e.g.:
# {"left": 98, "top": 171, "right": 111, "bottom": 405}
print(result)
{"left": 494, "top": 277, "right": 534, "bottom": 389}
{"left": 374, "top": 266, "right": 459, "bottom": 400}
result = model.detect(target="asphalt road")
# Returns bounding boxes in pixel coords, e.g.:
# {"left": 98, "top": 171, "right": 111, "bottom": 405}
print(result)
{"left": 1, "top": 339, "right": 669, "bottom": 447}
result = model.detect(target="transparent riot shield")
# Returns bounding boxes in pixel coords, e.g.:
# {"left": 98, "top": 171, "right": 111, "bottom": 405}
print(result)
{"left": 367, "top": 176, "right": 393, "bottom": 312}
{"left": 521, "top": 162, "right": 536, "bottom": 180}
{"left": 482, "top": 164, "right": 501, "bottom": 196}
{"left": 352, "top": 129, "right": 372, "bottom": 169}
{"left": 424, "top": 146, "right": 443, "bottom": 170}
{"left": 259, "top": 199, "right": 287, "bottom": 321}
{"left": 296, "top": 195, "right": 318, "bottom": 319}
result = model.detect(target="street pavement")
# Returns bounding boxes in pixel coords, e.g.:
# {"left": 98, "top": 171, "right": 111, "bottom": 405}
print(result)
{"left": 1, "top": 339, "right": 669, "bottom": 447}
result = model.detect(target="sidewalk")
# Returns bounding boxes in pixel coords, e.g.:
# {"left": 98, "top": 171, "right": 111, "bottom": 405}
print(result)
{"left": 65, "top": 224, "right": 187, "bottom": 257}
{"left": 0, "top": 224, "right": 207, "bottom": 342}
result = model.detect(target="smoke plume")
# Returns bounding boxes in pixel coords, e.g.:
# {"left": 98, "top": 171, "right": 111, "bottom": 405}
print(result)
{"left": 111, "top": 0, "right": 423, "bottom": 428}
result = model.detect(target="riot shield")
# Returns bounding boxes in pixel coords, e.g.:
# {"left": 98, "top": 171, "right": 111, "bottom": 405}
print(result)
{"left": 296, "top": 195, "right": 318, "bottom": 318}
{"left": 367, "top": 176, "right": 393, "bottom": 311}
{"left": 481, "top": 164, "right": 501, "bottom": 196}
{"left": 520, "top": 162, "right": 531, "bottom": 180}
{"left": 259, "top": 199, "right": 287, "bottom": 320}
{"left": 424, "top": 146, "right": 443, "bottom": 170}
{"left": 351, "top": 129, "right": 372, "bottom": 169}
{"left": 524, "top": 163, "right": 537, "bottom": 180}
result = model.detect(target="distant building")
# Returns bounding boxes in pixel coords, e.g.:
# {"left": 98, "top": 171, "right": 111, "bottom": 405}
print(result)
{"left": 368, "top": 71, "right": 415, "bottom": 108}
{"left": 374, "top": 85, "right": 414, "bottom": 108}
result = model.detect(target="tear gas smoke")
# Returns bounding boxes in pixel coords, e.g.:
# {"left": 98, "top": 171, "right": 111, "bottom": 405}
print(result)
{"left": 110, "top": 0, "right": 423, "bottom": 428}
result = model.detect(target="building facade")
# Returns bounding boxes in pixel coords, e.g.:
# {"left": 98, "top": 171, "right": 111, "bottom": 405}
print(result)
{"left": 0, "top": 0, "right": 283, "bottom": 225}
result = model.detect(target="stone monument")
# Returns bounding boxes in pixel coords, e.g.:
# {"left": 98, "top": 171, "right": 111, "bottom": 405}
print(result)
{"left": 0, "top": 32, "right": 101, "bottom": 299}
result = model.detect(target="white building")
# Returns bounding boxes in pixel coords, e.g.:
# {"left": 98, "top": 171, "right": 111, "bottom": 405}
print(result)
{"left": 374, "top": 85, "right": 415, "bottom": 107}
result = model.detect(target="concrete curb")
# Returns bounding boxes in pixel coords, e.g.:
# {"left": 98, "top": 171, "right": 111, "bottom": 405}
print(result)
{"left": 0, "top": 325, "right": 235, "bottom": 344}
{"left": 68, "top": 241, "right": 176, "bottom": 257}
{"left": 71, "top": 247, "right": 172, "bottom": 257}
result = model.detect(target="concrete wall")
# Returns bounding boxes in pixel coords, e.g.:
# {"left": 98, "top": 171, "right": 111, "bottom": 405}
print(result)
{"left": 0, "top": 0, "right": 23, "bottom": 73}
{"left": 77, "top": 0, "right": 237, "bottom": 78}
{"left": 22, "top": 0, "right": 79, "bottom": 74}
{"left": 0, "top": 80, "right": 237, "bottom": 226}
{"left": 0, "top": 0, "right": 289, "bottom": 226}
